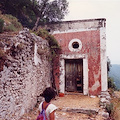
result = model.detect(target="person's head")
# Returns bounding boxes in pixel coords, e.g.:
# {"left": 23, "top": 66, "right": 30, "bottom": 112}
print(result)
{"left": 40, "top": 87, "right": 56, "bottom": 103}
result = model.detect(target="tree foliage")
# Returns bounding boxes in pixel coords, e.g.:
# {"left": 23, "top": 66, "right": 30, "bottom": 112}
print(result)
{"left": 107, "top": 56, "right": 111, "bottom": 73}
{"left": 108, "top": 77, "right": 117, "bottom": 90}
{"left": 37, "top": 0, "right": 68, "bottom": 23}
{"left": 107, "top": 57, "right": 117, "bottom": 90}
{"left": 0, "top": 0, "right": 68, "bottom": 29}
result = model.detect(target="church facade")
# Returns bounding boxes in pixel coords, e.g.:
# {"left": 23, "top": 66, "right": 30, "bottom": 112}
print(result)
{"left": 47, "top": 18, "right": 107, "bottom": 95}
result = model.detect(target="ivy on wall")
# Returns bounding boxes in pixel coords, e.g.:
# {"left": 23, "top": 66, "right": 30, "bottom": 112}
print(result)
{"left": 36, "top": 28, "right": 61, "bottom": 61}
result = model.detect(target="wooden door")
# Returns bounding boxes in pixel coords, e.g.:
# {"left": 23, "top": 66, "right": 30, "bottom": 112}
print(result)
{"left": 65, "top": 59, "right": 83, "bottom": 92}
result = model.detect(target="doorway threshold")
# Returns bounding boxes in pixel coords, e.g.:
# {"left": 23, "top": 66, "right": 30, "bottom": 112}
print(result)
{"left": 65, "top": 92, "right": 83, "bottom": 95}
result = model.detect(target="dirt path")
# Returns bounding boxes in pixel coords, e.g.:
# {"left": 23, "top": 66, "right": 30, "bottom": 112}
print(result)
{"left": 20, "top": 94, "right": 106, "bottom": 120}
{"left": 52, "top": 95, "right": 105, "bottom": 120}
{"left": 52, "top": 95, "right": 100, "bottom": 109}
{"left": 112, "top": 91, "right": 120, "bottom": 120}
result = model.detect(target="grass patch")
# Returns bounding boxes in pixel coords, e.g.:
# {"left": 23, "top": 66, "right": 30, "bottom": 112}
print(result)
{"left": 0, "top": 12, "right": 23, "bottom": 32}
{"left": 105, "top": 103, "right": 114, "bottom": 116}
{"left": 4, "top": 24, "right": 17, "bottom": 32}
{"left": 36, "top": 29, "right": 60, "bottom": 49}
{"left": 36, "top": 28, "right": 61, "bottom": 60}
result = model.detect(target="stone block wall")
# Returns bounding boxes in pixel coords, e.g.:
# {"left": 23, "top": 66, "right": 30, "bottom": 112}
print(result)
{"left": 0, "top": 28, "right": 51, "bottom": 120}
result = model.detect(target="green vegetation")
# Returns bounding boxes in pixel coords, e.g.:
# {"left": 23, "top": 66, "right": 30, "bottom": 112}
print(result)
{"left": 36, "top": 28, "right": 61, "bottom": 60}
{"left": 4, "top": 14, "right": 22, "bottom": 32}
{"left": 108, "top": 77, "right": 117, "bottom": 90}
{"left": 109, "top": 64, "right": 120, "bottom": 90}
{"left": 0, "top": 0, "right": 68, "bottom": 29}
{"left": 107, "top": 58, "right": 120, "bottom": 119}
{"left": 105, "top": 103, "right": 114, "bottom": 116}
{"left": 37, "top": 29, "right": 60, "bottom": 48}
{"left": 107, "top": 57, "right": 117, "bottom": 90}
{"left": 0, "top": 13, "right": 23, "bottom": 32}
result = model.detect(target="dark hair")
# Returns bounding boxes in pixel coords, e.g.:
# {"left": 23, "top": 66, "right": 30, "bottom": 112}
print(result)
{"left": 40, "top": 87, "right": 56, "bottom": 103}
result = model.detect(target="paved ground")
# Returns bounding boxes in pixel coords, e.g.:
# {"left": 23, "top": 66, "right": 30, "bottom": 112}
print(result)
{"left": 20, "top": 94, "right": 106, "bottom": 120}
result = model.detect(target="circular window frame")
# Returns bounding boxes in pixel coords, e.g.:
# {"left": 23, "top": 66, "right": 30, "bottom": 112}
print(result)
{"left": 68, "top": 39, "right": 82, "bottom": 52}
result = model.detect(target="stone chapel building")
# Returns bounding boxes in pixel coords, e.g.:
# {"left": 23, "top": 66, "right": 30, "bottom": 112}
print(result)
{"left": 45, "top": 18, "right": 107, "bottom": 96}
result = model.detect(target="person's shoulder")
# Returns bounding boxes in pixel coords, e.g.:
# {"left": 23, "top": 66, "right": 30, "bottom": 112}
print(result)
{"left": 49, "top": 103, "right": 57, "bottom": 108}
{"left": 48, "top": 103, "right": 57, "bottom": 111}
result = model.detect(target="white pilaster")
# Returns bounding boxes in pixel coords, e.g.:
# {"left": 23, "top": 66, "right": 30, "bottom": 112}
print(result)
{"left": 100, "top": 27, "right": 108, "bottom": 91}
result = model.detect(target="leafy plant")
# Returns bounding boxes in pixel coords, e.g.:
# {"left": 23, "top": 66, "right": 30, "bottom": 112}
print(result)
{"left": 4, "top": 24, "right": 16, "bottom": 32}
{"left": 37, "top": 29, "right": 60, "bottom": 48}
{"left": 36, "top": 29, "right": 61, "bottom": 59}
{"left": 105, "top": 103, "right": 114, "bottom": 116}
{"left": 0, "top": 0, "right": 68, "bottom": 29}
{"left": 108, "top": 77, "right": 117, "bottom": 90}
{"left": 3, "top": 14, "right": 22, "bottom": 32}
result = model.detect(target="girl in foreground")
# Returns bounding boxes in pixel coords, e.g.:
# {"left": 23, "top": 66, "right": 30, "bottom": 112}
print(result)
{"left": 38, "top": 87, "right": 57, "bottom": 120}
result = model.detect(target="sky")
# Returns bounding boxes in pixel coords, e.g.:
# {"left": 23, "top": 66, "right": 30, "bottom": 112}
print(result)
{"left": 64, "top": 0, "right": 120, "bottom": 65}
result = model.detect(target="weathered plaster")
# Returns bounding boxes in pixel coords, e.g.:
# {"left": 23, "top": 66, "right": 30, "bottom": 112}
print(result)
{"left": 45, "top": 18, "right": 106, "bottom": 34}
{"left": 89, "top": 67, "right": 101, "bottom": 93}
{"left": 51, "top": 18, "right": 107, "bottom": 96}
{"left": 100, "top": 27, "right": 108, "bottom": 91}
{"left": 53, "top": 28, "right": 99, "bottom": 34}
{"left": 91, "top": 81, "right": 100, "bottom": 92}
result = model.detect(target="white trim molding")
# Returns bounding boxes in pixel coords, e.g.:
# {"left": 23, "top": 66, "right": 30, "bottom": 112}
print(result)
{"left": 100, "top": 27, "right": 108, "bottom": 91}
{"left": 53, "top": 28, "right": 99, "bottom": 34}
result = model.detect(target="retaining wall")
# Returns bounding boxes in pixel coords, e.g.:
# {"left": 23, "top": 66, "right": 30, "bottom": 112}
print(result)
{"left": 0, "top": 28, "right": 51, "bottom": 120}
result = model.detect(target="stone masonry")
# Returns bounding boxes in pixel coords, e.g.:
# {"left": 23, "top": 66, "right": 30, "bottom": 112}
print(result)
{"left": 0, "top": 28, "right": 51, "bottom": 120}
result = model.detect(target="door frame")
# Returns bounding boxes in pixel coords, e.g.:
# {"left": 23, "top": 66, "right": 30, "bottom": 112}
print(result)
{"left": 59, "top": 53, "right": 89, "bottom": 95}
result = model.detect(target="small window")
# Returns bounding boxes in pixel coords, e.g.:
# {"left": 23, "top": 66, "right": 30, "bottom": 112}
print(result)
{"left": 72, "top": 42, "right": 79, "bottom": 49}
{"left": 68, "top": 39, "right": 82, "bottom": 52}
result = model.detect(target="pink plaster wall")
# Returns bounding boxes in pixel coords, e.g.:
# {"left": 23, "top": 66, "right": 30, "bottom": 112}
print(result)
{"left": 53, "top": 30, "right": 101, "bottom": 95}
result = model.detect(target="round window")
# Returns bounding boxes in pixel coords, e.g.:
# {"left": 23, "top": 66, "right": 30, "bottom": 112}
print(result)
{"left": 72, "top": 42, "right": 79, "bottom": 49}
{"left": 68, "top": 39, "right": 82, "bottom": 52}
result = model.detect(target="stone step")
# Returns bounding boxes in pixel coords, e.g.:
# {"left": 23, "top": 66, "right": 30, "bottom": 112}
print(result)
{"left": 58, "top": 107, "right": 99, "bottom": 115}
{"left": 58, "top": 107, "right": 109, "bottom": 119}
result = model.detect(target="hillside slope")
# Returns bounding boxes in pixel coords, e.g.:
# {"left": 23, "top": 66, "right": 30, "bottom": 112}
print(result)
{"left": 108, "top": 64, "right": 120, "bottom": 89}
